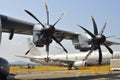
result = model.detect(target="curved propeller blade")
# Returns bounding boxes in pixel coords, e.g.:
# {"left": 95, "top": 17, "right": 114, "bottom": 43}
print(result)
{"left": 99, "top": 22, "right": 107, "bottom": 35}
{"left": 44, "top": 2, "right": 49, "bottom": 25}
{"left": 0, "top": 17, "right": 2, "bottom": 44}
{"left": 46, "top": 37, "right": 50, "bottom": 61}
{"left": 104, "top": 43, "right": 113, "bottom": 54}
{"left": 78, "top": 24, "right": 95, "bottom": 38}
{"left": 53, "top": 12, "right": 65, "bottom": 26}
{"left": 98, "top": 46, "right": 102, "bottom": 65}
{"left": 91, "top": 16, "right": 98, "bottom": 35}
{"left": 83, "top": 45, "right": 95, "bottom": 61}
{"left": 46, "top": 46, "right": 49, "bottom": 61}
{"left": 24, "top": 10, "right": 45, "bottom": 28}
{"left": 52, "top": 36, "right": 68, "bottom": 53}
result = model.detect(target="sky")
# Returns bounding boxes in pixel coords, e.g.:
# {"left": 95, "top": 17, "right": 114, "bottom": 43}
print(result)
{"left": 0, "top": 0, "right": 120, "bottom": 62}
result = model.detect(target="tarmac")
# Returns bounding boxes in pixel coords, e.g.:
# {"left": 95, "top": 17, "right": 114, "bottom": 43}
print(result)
{"left": 7, "top": 70, "right": 120, "bottom": 80}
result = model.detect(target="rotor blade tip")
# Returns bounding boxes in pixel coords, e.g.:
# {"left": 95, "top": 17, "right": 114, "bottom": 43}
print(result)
{"left": 78, "top": 25, "right": 84, "bottom": 29}
{"left": 77, "top": 24, "right": 80, "bottom": 26}
{"left": 24, "top": 9, "right": 29, "bottom": 13}
{"left": 91, "top": 16, "right": 94, "bottom": 19}
{"left": 105, "top": 21, "right": 107, "bottom": 24}
{"left": 77, "top": 24, "right": 82, "bottom": 28}
{"left": 24, "top": 9, "right": 27, "bottom": 11}
{"left": 61, "top": 12, "right": 65, "bottom": 18}
{"left": 63, "top": 11, "right": 67, "bottom": 15}
{"left": 65, "top": 50, "right": 68, "bottom": 53}
{"left": 44, "top": 2, "right": 48, "bottom": 6}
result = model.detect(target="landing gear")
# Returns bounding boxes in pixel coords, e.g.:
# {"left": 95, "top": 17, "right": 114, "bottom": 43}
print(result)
{"left": 74, "top": 67, "right": 79, "bottom": 70}
{"left": 67, "top": 64, "right": 73, "bottom": 70}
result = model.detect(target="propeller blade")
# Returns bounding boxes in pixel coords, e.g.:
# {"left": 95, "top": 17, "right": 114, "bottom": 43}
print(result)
{"left": 25, "top": 50, "right": 30, "bottom": 55}
{"left": 115, "top": 38, "right": 120, "bottom": 40}
{"left": 46, "top": 45, "right": 49, "bottom": 60}
{"left": 52, "top": 36, "right": 68, "bottom": 53}
{"left": 24, "top": 10, "right": 45, "bottom": 28}
{"left": 53, "top": 12, "right": 65, "bottom": 26}
{"left": 104, "top": 43, "right": 113, "bottom": 54}
{"left": 99, "top": 22, "right": 107, "bottom": 35}
{"left": 25, "top": 45, "right": 34, "bottom": 55}
{"left": 83, "top": 45, "right": 95, "bottom": 61}
{"left": 44, "top": 2, "right": 49, "bottom": 25}
{"left": 46, "top": 37, "right": 50, "bottom": 61}
{"left": 91, "top": 16, "right": 98, "bottom": 35}
{"left": 106, "top": 35, "right": 115, "bottom": 38}
{"left": 98, "top": 46, "right": 102, "bottom": 65}
{"left": 78, "top": 24, "right": 95, "bottom": 38}
{"left": 0, "top": 17, "right": 2, "bottom": 44}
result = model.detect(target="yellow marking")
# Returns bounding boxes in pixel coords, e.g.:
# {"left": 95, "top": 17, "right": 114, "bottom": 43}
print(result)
{"left": 10, "top": 65, "right": 111, "bottom": 74}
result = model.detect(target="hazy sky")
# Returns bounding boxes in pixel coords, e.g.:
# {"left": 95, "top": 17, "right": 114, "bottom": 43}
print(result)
{"left": 0, "top": 0, "right": 120, "bottom": 62}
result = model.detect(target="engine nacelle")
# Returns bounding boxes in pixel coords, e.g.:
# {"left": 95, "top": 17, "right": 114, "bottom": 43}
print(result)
{"left": 72, "top": 34, "right": 91, "bottom": 51}
{"left": 33, "top": 24, "right": 53, "bottom": 47}
{"left": 73, "top": 61, "right": 87, "bottom": 69}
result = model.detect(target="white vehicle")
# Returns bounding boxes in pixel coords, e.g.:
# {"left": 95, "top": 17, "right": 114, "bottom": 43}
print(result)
{"left": 110, "top": 59, "right": 120, "bottom": 71}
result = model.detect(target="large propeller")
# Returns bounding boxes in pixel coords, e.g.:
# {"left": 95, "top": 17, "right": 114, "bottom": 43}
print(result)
{"left": 24, "top": 2, "right": 68, "bottom": 61}
{"left": 78, "top": 16, "right": 113, "bottom": 65}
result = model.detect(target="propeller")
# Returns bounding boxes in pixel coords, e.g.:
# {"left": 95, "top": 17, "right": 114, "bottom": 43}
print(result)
{"left": 78, "top": 16, "right": 113, "bottom": 65}
{"left": 24, "top": 2, "right": 68, "bottom": 60}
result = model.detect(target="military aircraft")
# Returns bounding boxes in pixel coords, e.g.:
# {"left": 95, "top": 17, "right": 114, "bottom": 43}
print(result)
{"left": 17, "top": 38, "right": 120, "bottom": 70}
{"left": 0, "top": 3, "right": 120, "bottom": 65}
{"left": 18, "top": 51, "right": 120, "bottom": 70}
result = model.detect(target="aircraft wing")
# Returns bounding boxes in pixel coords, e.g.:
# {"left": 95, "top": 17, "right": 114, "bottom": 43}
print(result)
{"left": 1, "top": 14, "right": 35, "bottom": 35}
{"left": 1, "top": 14, "right": 119, "bottom": 46}
{"left": 16, "top": 55, "right": 37, "bottom": 59}
{"left": 50, "top": 58, "right": 75, "bottom": 64}
{"left": 1, "top": 14, "right": 78, "bottom": 38}
{"left": 54, "top": 29, "right": 78, "bottom": 41}
{"left": 16, "top": 55, "right": 75, "bottom": 64}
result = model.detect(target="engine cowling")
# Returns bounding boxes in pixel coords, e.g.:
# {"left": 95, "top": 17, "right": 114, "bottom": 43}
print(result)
{"left": 72, "top": 34, "right": 91, "bottom": 52}
{"left": 73, "top": 61, "right": 87, "bottom": 69}
{"left": 33, "top": 24, "right": 53, "bottom": 47}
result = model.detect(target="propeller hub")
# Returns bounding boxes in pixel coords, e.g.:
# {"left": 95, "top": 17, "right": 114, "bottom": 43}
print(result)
{"left": 43, "top": 25, "right": 55, "bottom": 36}
{"left": 91, "top": 35, "right": 106, "bottom": 45}
{"left": 101, "top": 35, "right": 106, "bottom": 42}
{"left": 46, "top": 25, "right": 51, "bottom": 29}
